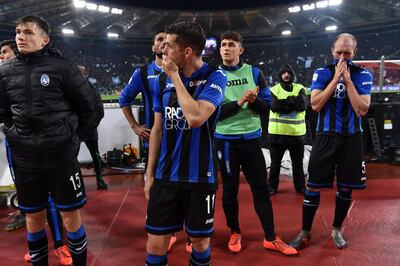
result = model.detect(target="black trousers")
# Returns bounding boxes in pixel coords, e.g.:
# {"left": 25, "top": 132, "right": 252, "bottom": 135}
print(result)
{"left": 84, "top": 139, "right": 103, "bottom": 181}
{"left": 215, "top": 138, "right": 275, "bottom": 239}
{"left": 268, "top": 143, "right": 305, "bottom": 191}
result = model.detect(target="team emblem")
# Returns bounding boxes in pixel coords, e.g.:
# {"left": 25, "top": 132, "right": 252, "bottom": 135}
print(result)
{"left": 40, "top": 74, "right": 50, "bottom": 86}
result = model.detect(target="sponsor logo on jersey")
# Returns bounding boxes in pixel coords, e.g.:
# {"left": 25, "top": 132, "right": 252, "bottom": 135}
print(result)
{"left": 210, "top": 83, "right": 223, "bottom": 93}
{"left": 227, "top": 78, "right": 248, "bottom": 87}
{"left": 362, "top": 81, "right": 373, "bottom": 85}
{"left": 189, "top": 80, "right": 207, "bottom": 87}
{"left": 164, "top": 106, "right": 190, "bottom": 130}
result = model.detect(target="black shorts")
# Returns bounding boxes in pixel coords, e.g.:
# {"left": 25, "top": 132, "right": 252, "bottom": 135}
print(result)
{"left": 146, "top": 183, "right": 216, "bottom": 238}
{"left": 307, "top": 134, "right": 366, "bottom": 190}
{"left": 14, "top": 155, "right": 87, "bottom": 213}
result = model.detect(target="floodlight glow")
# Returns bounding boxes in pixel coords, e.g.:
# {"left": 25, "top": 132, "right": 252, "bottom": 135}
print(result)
{"left": 98, "top": 5, "right": 110, "bottom": 13}
{"left": 329, "top": 0, "right": 342, "bottom": 6}
{"left": 62, "top": 28, "right": 74, "bottom": 35}
{"left": 107, "top": 32, "right": 119, "bottom": 38}
{"left": 325, "top": 25, "right": 338, "bottom": 31}
{"left": 282, "top": 30, "right": 292, "bottom": 35}
{"left": 111, "top": 8, "right": 123, "bottom": 14}
{"left": 316, "top": 1, "right": 329, "bottom": 8}
{"left": 73, "top": 0, "right": 86, "bottom": 8}
{"left": 288, "top": 6, "right": 301, "bottom": 13}
{"left": 86, "top": 3, "right": 97, "bottom": 10}
{"left": 303, "top": 3, "right": 315, "bottom": 11}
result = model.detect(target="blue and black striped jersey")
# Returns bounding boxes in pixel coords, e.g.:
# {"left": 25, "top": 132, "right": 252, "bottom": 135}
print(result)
{"left": 310, "top": 63, "right": 372, "bottom": 135}
{"left": 153, "top": 63, "right": 226, "bottom": 188}
{"left": 119, "top": 61, "right": 163, "bottom": 147}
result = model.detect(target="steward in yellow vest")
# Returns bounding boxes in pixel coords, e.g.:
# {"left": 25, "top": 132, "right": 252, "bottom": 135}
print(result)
{"left": 268, "top": 64, "right": 307, "bottom": 195}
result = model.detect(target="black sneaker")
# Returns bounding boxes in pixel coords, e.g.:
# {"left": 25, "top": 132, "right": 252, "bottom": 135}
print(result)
{"left": 289, "top": 230, "right": 311, "bottom": 250}
{"left": 268, "top": 187, "right": 277, "bottom": 196}
{"left": 4, "top": 214, "right": 26, "bottom": 231}
{"left": 331, "top": 227, "right": 347, "bottom": 249}
{"left": 97, "top": 179, "right": 108, "bottom": 190}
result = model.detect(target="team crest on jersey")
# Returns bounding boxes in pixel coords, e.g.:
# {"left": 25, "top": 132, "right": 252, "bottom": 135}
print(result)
{"left": 40, "top": 74, "right": 50, "bottom": 86}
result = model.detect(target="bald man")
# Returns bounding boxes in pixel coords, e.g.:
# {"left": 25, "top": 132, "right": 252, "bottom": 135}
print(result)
{"left": 290, "top": 33, "right": 372, "bottom": 250}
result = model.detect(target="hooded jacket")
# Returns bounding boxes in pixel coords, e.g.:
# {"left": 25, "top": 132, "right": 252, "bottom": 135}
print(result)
{"left": 269, "top": 64, "right": 307, "bottom": 144}
{"left": 270, "top": 64, "right": 307, "bottom": 114}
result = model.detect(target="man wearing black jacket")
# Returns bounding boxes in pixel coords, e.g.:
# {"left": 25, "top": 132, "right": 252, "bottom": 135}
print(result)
{"left": 0, "top": 16, "right": 98, "bottom": 266}
{"left": 78, "top": 64, "right": 108, "bottom": 190}
{"left": 268, "top": 64, "right": 307, "bottom": 195}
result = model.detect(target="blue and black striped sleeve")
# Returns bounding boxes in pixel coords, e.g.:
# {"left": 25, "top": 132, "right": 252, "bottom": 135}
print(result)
{"left": 152, "top": 75, "right": 163, "bottom": 113}
{"left": 354, "top": 70, "right": 373, "bottom": 95}
{"left": 118, "top": 67, "right": 144, "bottom": 108}
{"left": 310, "top": 67, "right": 331, "bottom": 90}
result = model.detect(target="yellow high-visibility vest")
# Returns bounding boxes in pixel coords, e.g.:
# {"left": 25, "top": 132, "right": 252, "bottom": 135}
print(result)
{"left": 268, "top": 83, "right": 306, "bottom": 136}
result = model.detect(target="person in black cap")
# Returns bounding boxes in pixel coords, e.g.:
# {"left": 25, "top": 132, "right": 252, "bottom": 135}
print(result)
{"left": 268, "top": 64, "right": 307, "bottom": 195}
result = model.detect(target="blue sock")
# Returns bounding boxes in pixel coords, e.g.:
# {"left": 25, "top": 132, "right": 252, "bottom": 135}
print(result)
{"left": 190, "top": 246, "right": 211, "bottom": 266}
{"left": 67, "top": 224, "right": 87, "bottom": 266}
{"left": 145, "top": 253, "right": 167, "bottom": 266}
{"left": 27, "top": 229, "right": 48, "bottom": 266}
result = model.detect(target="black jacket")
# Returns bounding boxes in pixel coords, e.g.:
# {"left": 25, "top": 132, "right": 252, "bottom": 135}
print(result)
{"left": 0, "top": 46, "right": 99, "bottom": 166}
{"left": 78, "top": 82, "right": 104, "bottom": 141}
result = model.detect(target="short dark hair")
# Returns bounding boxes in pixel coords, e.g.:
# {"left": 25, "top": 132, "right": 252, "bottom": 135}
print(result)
{"left": 16, "top": 15, "right": 50, "bottom": 35}
{"left": 220, "top": 31, "right": 243, "bottom": 46}
{"left": 0, "top": 39, "right": 17, "bottom": 53}
{"left": 332, "top": 33, "right": 357, "bottom": 49}
{"left": 152, "top": 30, "right": 166, "bottom": 44}
{"left": 166, "top": 22, "right": 206, "bottom": 57}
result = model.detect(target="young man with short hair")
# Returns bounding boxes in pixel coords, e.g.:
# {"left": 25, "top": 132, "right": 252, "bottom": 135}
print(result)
{"left": 0, "top": 16, "right": 99, "bottom": 266}
{"left": 144, "top": 21, "right": 227, "bottom": 266}
{"left": 215, "top": 31, "right": 297, "bottom": 256}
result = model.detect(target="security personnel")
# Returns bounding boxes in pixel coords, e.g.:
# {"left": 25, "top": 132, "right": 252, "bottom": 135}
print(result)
{"left": 268, "top": 64, "right": 307, "bottom": 195}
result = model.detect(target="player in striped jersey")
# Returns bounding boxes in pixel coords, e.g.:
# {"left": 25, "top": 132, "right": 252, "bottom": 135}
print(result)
{"left": 119, "top": 31, "right": 166, "bottom": 165}
{"left": 290, "top": 33, "right": 373, "bottom": 250}
{"left": 144, "top": 22, "right": 226, "bottom": 266}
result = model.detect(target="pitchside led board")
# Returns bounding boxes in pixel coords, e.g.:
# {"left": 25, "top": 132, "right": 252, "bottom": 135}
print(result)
{"left": 353, "top": 60, "right": 400, "bottom": 92}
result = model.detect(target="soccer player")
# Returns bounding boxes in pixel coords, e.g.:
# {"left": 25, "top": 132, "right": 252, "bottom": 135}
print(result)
{"left": 119, "top": 31, "right": 166, "bottom": 167}
{"left": 144, "top": 21, "right": 227, "bottom": 266}
{"left": 290, "top": 33, "right": 372, "bottom": 250}
{"left": 215, "top": 31, "right": 297, "bottom": 256}
{"left": 0, "top": 16, "right": 98, "bottom": 266}
{"left": 1, "top": 39, "right": 73, "bottom": 265}
{"left": 268, "top": 64, "right": 307, "bottom": 196}
{"left": 119, "top": 30, "right": 181, "bottom": 250}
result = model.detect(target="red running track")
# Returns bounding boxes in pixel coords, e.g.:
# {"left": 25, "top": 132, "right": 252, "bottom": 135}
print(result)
{"left": 1, "top": 176, "right": 399, "bottom": 266}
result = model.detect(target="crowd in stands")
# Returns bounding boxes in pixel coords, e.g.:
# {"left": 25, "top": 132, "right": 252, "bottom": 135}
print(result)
{"left": 3, "top": 28, "right": 398, "bottom": 95}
